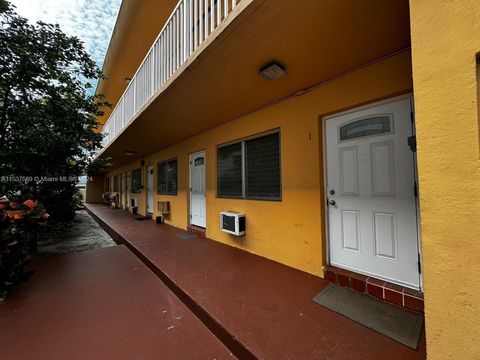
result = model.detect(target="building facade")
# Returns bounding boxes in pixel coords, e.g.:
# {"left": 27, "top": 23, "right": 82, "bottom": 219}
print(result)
{"left": 86, "top": 1, "right": 480, "bottom": 358}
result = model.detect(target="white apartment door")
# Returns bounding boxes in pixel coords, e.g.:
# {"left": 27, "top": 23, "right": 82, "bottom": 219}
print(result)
{"left": 119, "top": 173, "right": 124, "bottom": 207}
{"left": 122, "top": 173, "right": 127, "bottom": 208}
{"left": 325, "top": 96, "right": 420, "bottom": 289}
{"left": 126, "top": 171, "right": 131, "bottom": 209}
{"left": 190, "top": 151, "right": 206, "bottom": 228}
{"left": 146, "top": 165, "right": 154, "bottom": 214}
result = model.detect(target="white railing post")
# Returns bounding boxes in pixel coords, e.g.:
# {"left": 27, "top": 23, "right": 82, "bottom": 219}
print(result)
{"left": 210, "top": 0, "right": 214, "bottom": 32}
{"left": 204, "top": 0, "right": 208, "bottom": 38}
{"left": 183, "top": 0, "right": 188, "bottom": 63}
{"left": 176, "top": 10, "right": 180, "bottom": 69}
{"left": 199, "top": 0, "right": 203, "bottom": 44}
{"left": 151, "top": 52, "right": 155, "bottom": 95}
{"left": 189, "top": 0, "right": 193, "bottom": 54}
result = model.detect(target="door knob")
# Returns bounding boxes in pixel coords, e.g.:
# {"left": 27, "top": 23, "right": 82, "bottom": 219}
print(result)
{"left": 329, "top": 199, "right": 336, "bottom": 206}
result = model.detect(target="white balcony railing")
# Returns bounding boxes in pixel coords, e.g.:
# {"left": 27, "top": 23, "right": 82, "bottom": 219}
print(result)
{"left": 101, "top": 0, "right": 241, "bottom": 148}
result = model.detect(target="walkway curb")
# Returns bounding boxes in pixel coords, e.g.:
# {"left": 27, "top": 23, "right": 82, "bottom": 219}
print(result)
{"left": 86, "top": 206, "right": 257, "bottom": 360}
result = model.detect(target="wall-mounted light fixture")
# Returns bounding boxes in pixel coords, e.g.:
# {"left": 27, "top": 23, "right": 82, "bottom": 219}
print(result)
{"left": 125, "top": 150, "right": 135, "bottom": 156}
{"left": 260, "top": 61, "right": 286, "bottom": 80}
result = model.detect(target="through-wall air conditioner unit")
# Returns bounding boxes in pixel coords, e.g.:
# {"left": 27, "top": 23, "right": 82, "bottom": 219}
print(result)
{"left": 220, "top": 211, "right": 246, "bottom": 236}
{"left": 157, "top": 201, "right": 170, "bottom": 214}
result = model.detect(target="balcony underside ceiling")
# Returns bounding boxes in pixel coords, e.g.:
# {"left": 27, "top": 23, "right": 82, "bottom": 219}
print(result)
{"left": 101, "top": 0, "right": 411, "bottom": 169}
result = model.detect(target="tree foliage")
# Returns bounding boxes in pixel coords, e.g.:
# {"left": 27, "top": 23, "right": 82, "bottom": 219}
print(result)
{"left": 0, "top": 0, "right": 108, "bottom": 220}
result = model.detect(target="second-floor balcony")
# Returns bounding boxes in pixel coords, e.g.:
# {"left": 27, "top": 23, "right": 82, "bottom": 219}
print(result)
{"left": 98, "top": 0, "right": 411, "bottom": 167}
{"left": 101, "top": 0, "right": 244, "bottom": 149}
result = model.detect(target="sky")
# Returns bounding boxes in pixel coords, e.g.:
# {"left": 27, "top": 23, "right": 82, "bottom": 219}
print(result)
{"left": 10, "top": 0, "right": 122, "bottom": 73}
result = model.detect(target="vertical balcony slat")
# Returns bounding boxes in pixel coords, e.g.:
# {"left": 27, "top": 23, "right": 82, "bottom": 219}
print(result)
{"left": 171, "top": 19, "right": 174, "bottom": 75}
{"left": 177, "top": 9, "right": 180, "bottom": 69}
{"left": 171, "top": 21, "right": 174, "bottom": 75}
{"left": 210, "top": 0, "right": 214, "bottom": 32}
{"left": 189, "top": 0, "right": 193, "bottom": 54}
{"left": 199, "top": 0, "right": 203, "bottom": 44}
{"left": 232, "top": 0, "right": 236, "bottom": 10}
{"left": 204, "top": 0, "right": 208, "bottom": 38}
{"left": 161, "top": 34, "right": 164, "bottom": 86}
{"left": 194, "top": 0, "right": 198, "bottom": 49}
{"left": 164, "top": 31, "right": 168, "bottom": 81}
{"left": 168, "top": 23, "right": 172, "bottom": 77}
{"left": 183, "top": 1, "right": 187, "bottom": 63}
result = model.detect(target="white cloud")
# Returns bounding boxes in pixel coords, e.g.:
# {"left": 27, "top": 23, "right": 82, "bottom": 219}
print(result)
{"left": 9, "top": 0, "right": 122, "bottom": 70}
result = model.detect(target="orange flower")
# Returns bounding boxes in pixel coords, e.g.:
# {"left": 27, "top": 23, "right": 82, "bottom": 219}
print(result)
{"left": 23, "top": 199, "right": 38, "bottom": 209}
{"left": 7, "top": 210, "right": 24, "bottom": 219}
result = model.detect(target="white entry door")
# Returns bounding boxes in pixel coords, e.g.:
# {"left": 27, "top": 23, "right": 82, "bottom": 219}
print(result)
{"left": 126, "top": 171, "right": 131, "bottom": 209}
{"left": 190, "top": 151, "right": 206, "bottom": 228}
{"left": 123, "top": 173, "right": 128, "bottom": 208}
{"left": 146, "top": 165, "right": 154, "bottom": 214}
{"left": 119, "top": 173, "right": 124, "bottom": 207}
{"left": 326, "top": 96, "right": 420, "bottom": 289}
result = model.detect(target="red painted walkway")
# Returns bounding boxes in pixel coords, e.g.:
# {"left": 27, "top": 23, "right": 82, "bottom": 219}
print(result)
{"left": 86, "top": 204, "right": 427, "bottom": 360}
{"left": 0, "top": 246, "right": 234, "bottom": 360}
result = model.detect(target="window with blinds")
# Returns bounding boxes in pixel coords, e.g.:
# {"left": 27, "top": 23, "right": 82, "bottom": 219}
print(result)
{"left": 104, "top": 177, "right": 110, "bottom": 192}
{"left": 157, "top": 159, "right": 178, "bottom": 195}
{"left": 217, "top": 131, "right": 281, "bottom": 201}
{"left": 113, "top": 175, "right": 120, "bottom": 192}
{"left": 131, "top": 168, "right": 142, "bottom": 193}
{"left": 217, "top": 142, "right": 243, "bottom": 198}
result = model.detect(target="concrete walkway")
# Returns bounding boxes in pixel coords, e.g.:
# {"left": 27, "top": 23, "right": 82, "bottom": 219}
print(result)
{"left": 0, "top": 246, "right": 234, "bottom": 360}
{"left": 86, "top": 204, "right": 427, "bottom": 360}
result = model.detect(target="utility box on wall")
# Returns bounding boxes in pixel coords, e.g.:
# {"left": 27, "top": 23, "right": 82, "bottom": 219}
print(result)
{"left": 220, "top": 211, "right": 246, "bottom": 236}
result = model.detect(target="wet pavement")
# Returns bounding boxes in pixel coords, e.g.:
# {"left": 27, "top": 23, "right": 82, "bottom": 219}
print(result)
{"left": 37, "top": 210, "right": 116, "bottom": 257}
{"left": 85, "top": 204, "right": 427, "bottom": 360}
{"left": 0, "top": 246, "right": 234, "bottom": 360}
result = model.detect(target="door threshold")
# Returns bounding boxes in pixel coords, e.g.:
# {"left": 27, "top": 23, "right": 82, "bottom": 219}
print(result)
{"left": 324, "top": 266, "right": 424, "bottom": 314}
{"left": 187, "top": 225, "right": 206, "bottom": 237}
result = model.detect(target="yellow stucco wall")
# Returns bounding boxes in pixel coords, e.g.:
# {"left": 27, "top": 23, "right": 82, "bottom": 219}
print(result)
{"left": 102, "top": 51, "right": 413, "bottom": 276}
{"left": 85, "top": 174, "right": 104, "bottom": 203}
{"left": 409, "top": 1, "right": 480, "bottom": 359}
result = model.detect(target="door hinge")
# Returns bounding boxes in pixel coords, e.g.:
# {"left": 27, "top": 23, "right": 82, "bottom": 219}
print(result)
{"left": 414, "top": 181, "right": 418, "bottom": 197}
{"left": 418, "top": 253, "right": 422, "bottom": 274}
